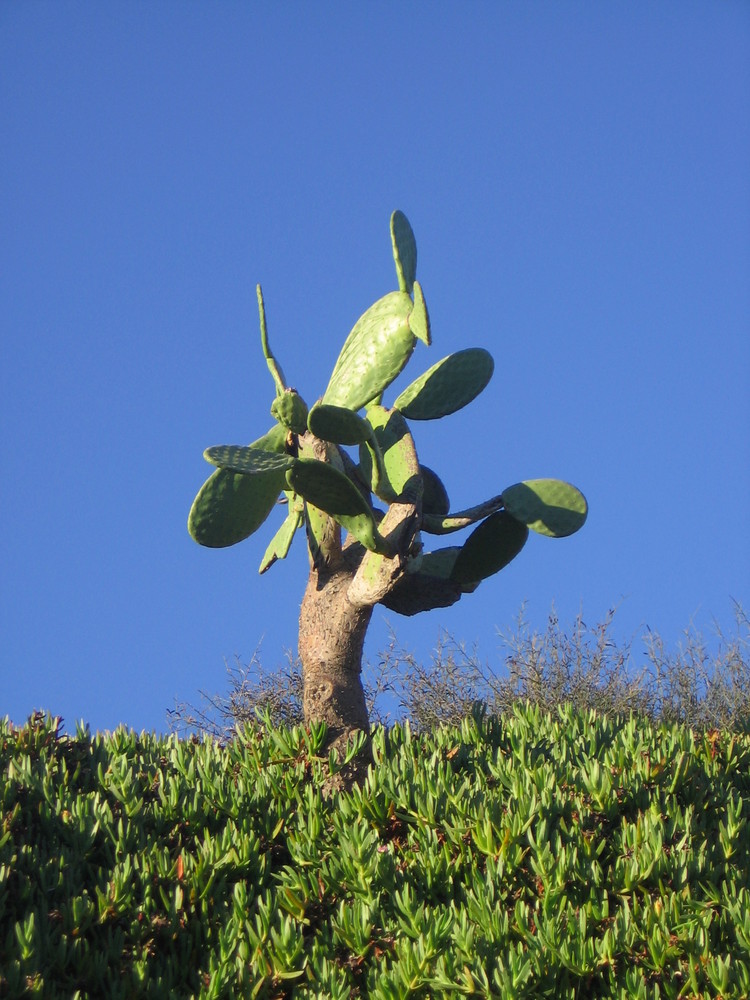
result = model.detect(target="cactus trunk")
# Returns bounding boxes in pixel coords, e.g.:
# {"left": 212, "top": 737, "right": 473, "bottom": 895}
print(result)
{"left": 297, "top": 562, "right": 373, "bottom": 785}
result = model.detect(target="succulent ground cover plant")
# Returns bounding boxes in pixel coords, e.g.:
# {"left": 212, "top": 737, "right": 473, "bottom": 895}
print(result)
{"left": 188, "top": 212, "right": 587, "bottom": 773}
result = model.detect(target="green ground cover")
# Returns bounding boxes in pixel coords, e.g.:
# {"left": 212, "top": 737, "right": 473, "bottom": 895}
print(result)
{"left": 1, "top": 706, "right": 748, "bottom": 999}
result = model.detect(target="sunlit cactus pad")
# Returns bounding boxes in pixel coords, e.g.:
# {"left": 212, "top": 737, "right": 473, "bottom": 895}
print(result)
{"left": 394, "top": 348, "right": 494, "bottom": 420}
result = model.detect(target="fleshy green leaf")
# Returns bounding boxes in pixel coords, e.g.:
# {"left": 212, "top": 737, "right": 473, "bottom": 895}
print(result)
{"left": 391, "top": 210, "right": 417, "bottom": 295}
{"left": 188, "top": 425, "right": 288, "bottom": 548}
{"left": 451, "top": 511, "right": 529, "bottom": 584}
{"left": 286, "top": 459, "right": 392, "bottom": 555}
{"left": 204, "top": 445, "right": 295, "bottom": 475}
{"left": 323, "top": 291, "right": 415, "bottom": 411}
{"left": 409, "top": 280, "right": 431, "bottom": 346}
{"left": 307, "top": 403, "right": 372, "bottom": 445}
{"left": 502, "top": 479, "right": 588, "bottom": 537}
{"left": 259, "top": 503, "right": 303, "bottom": 573}
{"left": 394, "top": 348, "right": 493, "bottom": 420}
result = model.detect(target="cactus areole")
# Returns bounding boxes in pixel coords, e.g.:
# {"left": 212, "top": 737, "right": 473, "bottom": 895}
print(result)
{"left": 188, "top": 212, "right": 587, "bottom": 781}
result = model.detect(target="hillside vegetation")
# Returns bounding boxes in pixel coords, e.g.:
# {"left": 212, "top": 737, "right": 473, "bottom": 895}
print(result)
{"left": 2, "top": 706, "right": 749, "bottom": 999}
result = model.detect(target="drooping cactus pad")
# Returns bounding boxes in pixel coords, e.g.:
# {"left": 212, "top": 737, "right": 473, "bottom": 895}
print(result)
{"left": 451, "top": 511, "right": 529, "bottom": 585}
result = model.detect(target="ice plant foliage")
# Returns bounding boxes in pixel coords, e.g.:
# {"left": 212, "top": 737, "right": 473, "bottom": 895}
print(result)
{"left": 187, "top": 212, "right": 587, "bottom": 750}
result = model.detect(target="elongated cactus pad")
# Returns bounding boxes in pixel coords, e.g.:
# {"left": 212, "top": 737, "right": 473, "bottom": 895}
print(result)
{"left": 286, "top": 458, "right": 393, "bottom": 555}
{"left": 391, "top": 210, "right": 417, "bottom": 295}
{"left": 394, "top": 348, "right": 494, "bottom": 420}
{"left": 323, "top": 291, "right": 415, "bottom": 411}
{"left": 188, "top": 424, "right": 288, "bottom": 548}
{"left": 259, "top": 502, "right": 303, "bottom": 574}
{"left": 451, "top": 511, "right": 529, "bottom": 585}
{"left": 307, "top": 403, "right": 372, "bottom": 446}
{"left": 360, "top": 405, "right": 422, "bottom": 505}
{"left": 502, "top": 479, "right": 588, "bottom": 537}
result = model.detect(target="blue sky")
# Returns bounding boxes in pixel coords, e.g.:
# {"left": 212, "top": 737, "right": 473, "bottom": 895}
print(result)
{"left": 2, "top": 3, "right": 748, "bottom": 734}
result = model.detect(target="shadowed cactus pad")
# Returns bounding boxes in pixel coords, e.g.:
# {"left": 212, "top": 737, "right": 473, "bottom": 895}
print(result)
{"left": 451, "top": 511, "right": 529, "bottom": 585}
{"left": 394, "top": 348, "right": 493, "bottom": 420}
{"left": 421, "top": 465, "right": 450, "bottom": 516}
{"left": 391, "top": 210, "right": 417, "bottom": 295}
{"left": 286, "top": 459, "right": 393, "bottom": 555}
{"left": 502, "top": 479, "right": 588, "bottom": 537}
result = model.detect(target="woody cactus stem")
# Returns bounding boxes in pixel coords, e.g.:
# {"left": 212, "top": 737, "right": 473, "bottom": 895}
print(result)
{"left": 188, "top": 210, "right": 588, "bottom": 780}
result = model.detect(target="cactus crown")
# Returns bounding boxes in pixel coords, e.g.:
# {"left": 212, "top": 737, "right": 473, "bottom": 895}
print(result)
{"left": 188, "top": 212, "right": 587, "bottom": 595}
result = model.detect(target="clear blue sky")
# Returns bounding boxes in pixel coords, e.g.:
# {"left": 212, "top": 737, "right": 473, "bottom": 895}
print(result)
{"left": 2, "top": 3, "right": 748, "bottom": 734}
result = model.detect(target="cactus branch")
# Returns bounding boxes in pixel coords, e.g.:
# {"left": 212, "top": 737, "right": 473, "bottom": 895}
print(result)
{"left": 257, "top": 284, "right": 287, "bottom": 397}
{"left": 421, "top": 495, "right": 506, "bottom": 534}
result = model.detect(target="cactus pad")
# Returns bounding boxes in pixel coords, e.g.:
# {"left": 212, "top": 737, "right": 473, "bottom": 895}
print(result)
{"left": 188, "top": 424, "right": 289, "bottom": 548}
{"left": 307, "top": 403, "right": 371, "bottom": 445}
{"left": 259, "top": 503, "right": 303, "bottom": 573}
{"left": 203, "top": 445, "right": 294, "bottom": 476}
{"left": 451, "top": 511, "right": 529, "bottom": 585}
{"left": 408, "top": 280, "right": 431, "bottom": 346}
{"left": 286, "top": 458, "right": 392, "bottom": 555}
{"left": 421, "top": 465, "right": 450, "bottom": 516}
{"left": 359, "top": 405, "right": 422, "bottom": 505}
{"left": 391, "top": 210, "right": 417, "bottom": 295}
{"left": 394, "top": 348, "right": 493, "bottom": 420}
{"left": 323, "top": 291, "right": 415, "bottom": 411}
{"left": 502, "top": 479, "right": 588, "bottom": 537}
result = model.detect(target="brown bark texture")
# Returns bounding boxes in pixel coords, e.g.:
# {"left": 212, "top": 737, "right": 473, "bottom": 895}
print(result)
{"left": 294, "top": 429, "right": 473, "bottom": 789}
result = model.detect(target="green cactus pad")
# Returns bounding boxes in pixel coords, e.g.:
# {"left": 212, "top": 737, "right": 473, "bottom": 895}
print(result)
{"left": 307, "top": 403, "right": 371, "bottom": 445}
{"left": 451, "top": 511, "right": 529, "bottom": 585}
{"left": 391, "top": 210, "right": 417, "bottom": 295}
{"left": 323, "top": 291, "right": 415, "bottom": 411}
{"left": 394, "top": 348, "right": 493, "bottom": 420}
{"left": 502, "top": 479, "right": 588, "bottom": 537}
{"left": 408, "top": 280, "right": 431, "bottom": 346}
{"left": 421, "top": 465, "right": 450, "bottom": 516}
{"left": 286, "top": 459, "right": 392, "bottom": 555}
{"left": 203, "top": 445, "right": 295, "bottom": 476}
{"left": 360, "top": 405, "right": 422, "bottom": 504}
{"left": 408, "top": 546, "right": 462, "bottom": 580}
{"left": 259, "top": 503, "right": 303, "bottom": 574}
{"left": 270, "top": 389, "right": 308, "bottom": 435}
{"left": 188, "top": 425, "right": 288, "bottom": 548}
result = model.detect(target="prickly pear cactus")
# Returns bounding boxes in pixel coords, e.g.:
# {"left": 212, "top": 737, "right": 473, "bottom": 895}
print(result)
{"left": 188, "top": 210, "right": 588, "bottom": 745}
{"left": 189, "top": 208, "right": 587, "bottom": 583}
